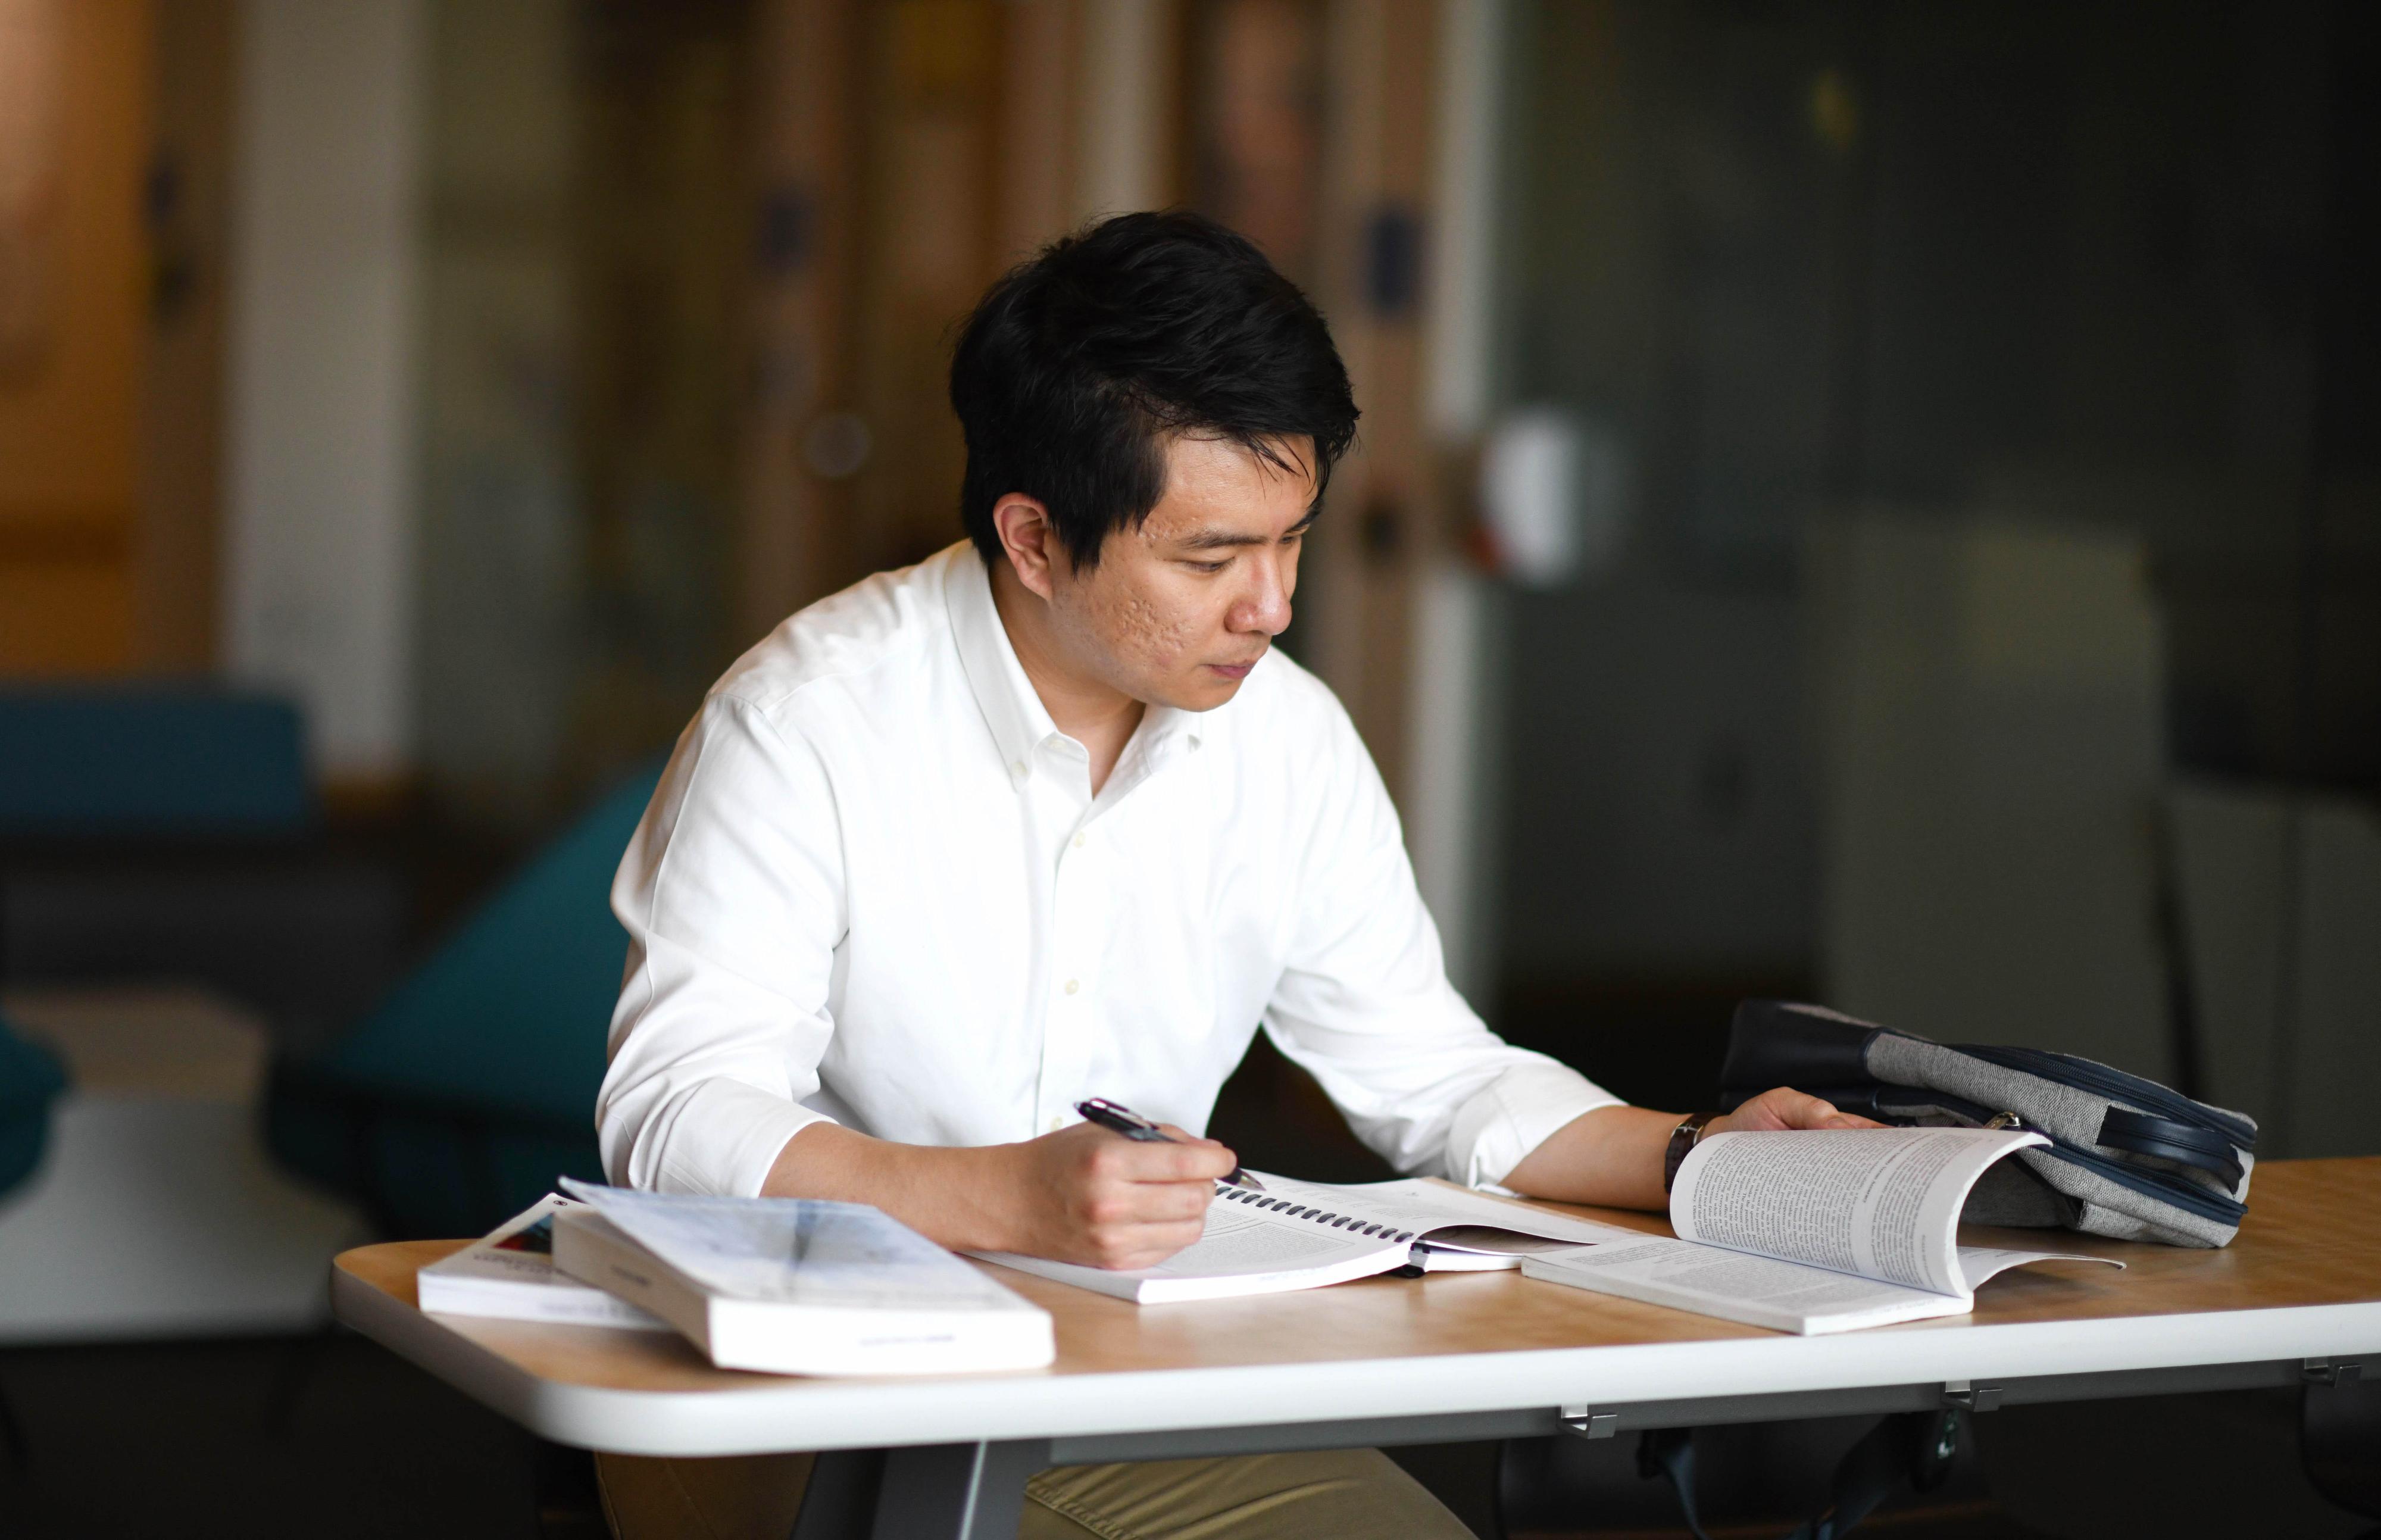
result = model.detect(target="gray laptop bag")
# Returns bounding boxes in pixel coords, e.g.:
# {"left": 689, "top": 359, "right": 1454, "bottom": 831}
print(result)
{"left": 1718, "top": 1000, "right": 2256, "bottom": 1248}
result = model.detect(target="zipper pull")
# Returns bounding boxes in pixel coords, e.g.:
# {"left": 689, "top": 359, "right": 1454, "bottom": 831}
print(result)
{"left": 1983, "top": 1111, "right": 2024, "bottom": 1131}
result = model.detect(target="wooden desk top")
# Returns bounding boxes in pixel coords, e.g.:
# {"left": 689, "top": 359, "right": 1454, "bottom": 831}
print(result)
{"left": 332, "top": 1157, "right": 2381, "bottom": 1457}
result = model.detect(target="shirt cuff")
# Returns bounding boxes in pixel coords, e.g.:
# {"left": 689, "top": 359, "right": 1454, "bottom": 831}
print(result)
{"left": 655, "top": 1077, "right": 836, "bottom": 1197}
{"left": 1446, "top": 1060, "right": 1623, "bottom": 1191}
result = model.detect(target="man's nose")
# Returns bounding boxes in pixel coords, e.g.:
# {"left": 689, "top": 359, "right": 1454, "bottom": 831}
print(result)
{"left": 1229, "top": 552, "right": 1293, "bottom": 636}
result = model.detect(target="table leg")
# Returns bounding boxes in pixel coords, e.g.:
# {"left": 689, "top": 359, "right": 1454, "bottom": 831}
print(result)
{"left": 792, "top": 1449, "right": 887, "bottom": 1540}
{"left": 870, "top": 1440, "right": 1050, "bottom": 1540}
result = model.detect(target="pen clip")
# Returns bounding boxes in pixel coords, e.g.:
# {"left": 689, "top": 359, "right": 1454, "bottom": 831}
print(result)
{"left": 1077, "top": 1097, "right": 1162, "bottom": 1134}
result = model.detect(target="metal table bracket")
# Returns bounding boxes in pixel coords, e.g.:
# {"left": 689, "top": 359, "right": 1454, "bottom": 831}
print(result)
{"left": 2304, "top": 1358, "right": 2365, "bottom": 1386}
{"left": 1559, "top": 1404, "right": 1619, "bottom": 1439}
{"left": 1941, "top": 1379, "right": 2003, "bottom": 1412}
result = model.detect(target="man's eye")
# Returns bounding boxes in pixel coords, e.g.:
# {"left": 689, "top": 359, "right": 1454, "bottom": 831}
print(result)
{"left": 1186, "top": 558, "right": 1230, "bottom": 574}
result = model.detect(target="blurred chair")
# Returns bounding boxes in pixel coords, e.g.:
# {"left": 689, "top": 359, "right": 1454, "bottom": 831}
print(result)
{"left": 266, "top": 760, "right": 664, "bottom": 1240}
{"left": 0, "top": 1008, "right": 65, "bottom": 1207}
{"left": 0, "top": 686, "right": 309, "bottom": 838}
{"left": 0, "top": 686, "right": 404, "bottom": 1053}
{"left": 0, "top": 1010, "right": 57, "bottom": 1464}
{"left": 1496, "top": 1411, "right": 2008, "bottom": 1539}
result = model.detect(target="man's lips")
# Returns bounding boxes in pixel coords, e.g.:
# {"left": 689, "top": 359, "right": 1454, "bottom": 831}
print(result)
{"left": 1206, "top": 659, "right": 1260, "bottom": 679}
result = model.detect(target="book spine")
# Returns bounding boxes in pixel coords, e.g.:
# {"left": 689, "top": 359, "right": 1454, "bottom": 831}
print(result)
{"left": 552, "top": 1212, "right": 713, "bottom": 1354}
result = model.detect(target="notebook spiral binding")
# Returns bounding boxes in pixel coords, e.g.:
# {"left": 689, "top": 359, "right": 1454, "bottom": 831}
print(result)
{"left": 1214, "top": 1183, "right": 1417, "bottom": 1244}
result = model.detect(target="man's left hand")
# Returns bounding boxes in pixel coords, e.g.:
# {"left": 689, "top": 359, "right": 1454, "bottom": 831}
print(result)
{"left": 1707, "top": 1086, "right": 1883, "bottom": 1136}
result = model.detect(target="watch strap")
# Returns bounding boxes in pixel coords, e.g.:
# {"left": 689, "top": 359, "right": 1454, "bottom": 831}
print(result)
{"left": 1663, "top": 1111, "right": 1722, "bottom": 1194}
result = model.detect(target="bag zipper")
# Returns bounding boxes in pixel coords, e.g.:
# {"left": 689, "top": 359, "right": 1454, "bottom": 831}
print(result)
{"left": 1942, "top": 1041, "right": 2258, "bottom": 1151}
{"left": 1869, "top": 1087, "right": 2246, "bottom": 1227}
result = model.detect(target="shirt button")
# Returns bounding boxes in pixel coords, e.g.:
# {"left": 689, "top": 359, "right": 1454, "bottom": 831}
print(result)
{"left": 1048, "top": 1114, "right": 1065, "bottom": 1133}
{"left": 1071, "top": 832, "right": 1086, "bottom": 849}
{"left": 1011, "top": 760, "right": 1027, "bottom": 777}
{"left": 1063, "top": 979, "right": 1079, "bottom": 995}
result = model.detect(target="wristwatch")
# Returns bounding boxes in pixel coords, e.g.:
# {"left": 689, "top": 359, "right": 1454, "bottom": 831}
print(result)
{"left": 1662, "top": 1111, "right": 1722, "bottom": 1194}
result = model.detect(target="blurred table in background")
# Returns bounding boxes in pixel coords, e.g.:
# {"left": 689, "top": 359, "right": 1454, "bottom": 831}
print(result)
{"left": 0, "top": 985, "right": 363, "bottom": 1343}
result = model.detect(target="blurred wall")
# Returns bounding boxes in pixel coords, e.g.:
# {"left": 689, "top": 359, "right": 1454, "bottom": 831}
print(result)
{"left": 1482, "top": 0, "right": 2379, "bottom": 1120}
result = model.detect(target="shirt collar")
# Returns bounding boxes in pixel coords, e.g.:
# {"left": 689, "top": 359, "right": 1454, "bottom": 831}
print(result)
{"left": 942, "top": 544, "right": 1208, "bottom": 790}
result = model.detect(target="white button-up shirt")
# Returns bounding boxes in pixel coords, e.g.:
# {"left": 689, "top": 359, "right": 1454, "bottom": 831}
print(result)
{"left": 598, "top": 543, "right": 1618, "bottom": 1198}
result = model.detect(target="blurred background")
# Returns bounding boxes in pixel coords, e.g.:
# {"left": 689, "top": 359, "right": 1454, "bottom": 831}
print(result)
{"left": 0, "top": 0, "right": 2375, "bottom": 1535}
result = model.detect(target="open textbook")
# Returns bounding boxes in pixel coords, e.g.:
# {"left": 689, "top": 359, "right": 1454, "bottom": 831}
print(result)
{"left": 1523, "top": 1127, "right": 2121, "bottom": 1334}
{"left": 975, "top": 1172, "right": 1639, "bottom": 1303}
{"left": 551, "top": 1180, "right": 1054, "bottom": 1375}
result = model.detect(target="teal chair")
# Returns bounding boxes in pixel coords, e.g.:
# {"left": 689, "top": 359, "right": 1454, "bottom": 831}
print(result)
{"left": 265, "top": 761, "right": 663, "bottom": 1239}
{"left": 0, "top": 686, "right": 310, "bottom": 837}
{"left": 0, "top": 1011, "right": 65, "bottom": 1203}
{"left": 0, "top": 1011, "right": 64, "bottom": 1463}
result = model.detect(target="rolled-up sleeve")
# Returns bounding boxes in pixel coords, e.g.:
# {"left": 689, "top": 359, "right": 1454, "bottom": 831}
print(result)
{"left": 598, "top": 694, "right": 845, "bottom": 1196}
{"left": 1261, "top": 704, "right": 1621, "bottom": 1189}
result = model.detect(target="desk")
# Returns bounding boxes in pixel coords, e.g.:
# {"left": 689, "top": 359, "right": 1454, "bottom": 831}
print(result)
{"left": 333, "top": 1157, "right": 2381, "bottom": 1540}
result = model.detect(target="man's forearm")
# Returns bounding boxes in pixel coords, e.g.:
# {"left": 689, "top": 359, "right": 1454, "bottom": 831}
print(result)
{"left": 1500, "top": 1104, "right": 1677, "bottom": 1211}
{"left": 762, "top": 1122, "right": 1021, "bottom": 1251}
{"left": 760, "top": 1116, "right": 1235, "bottom": 1268}
{"left": 1502, "top": 1088, "right": 1883, "bottom": 1211}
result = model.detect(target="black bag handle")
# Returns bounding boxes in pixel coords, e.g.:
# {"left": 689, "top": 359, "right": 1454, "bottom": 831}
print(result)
{"left": 2097, "top": 1107, "right": 2245, "bottom": 1190}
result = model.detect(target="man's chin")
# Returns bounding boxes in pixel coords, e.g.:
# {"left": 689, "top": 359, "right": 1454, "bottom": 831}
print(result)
{"left": 1157, "top": 670, "right": 1251, "bottom": 713}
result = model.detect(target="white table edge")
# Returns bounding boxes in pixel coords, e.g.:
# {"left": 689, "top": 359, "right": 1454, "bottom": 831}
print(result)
{"left": 332, "top": 1266, "right": 2381, "bottom": 1459}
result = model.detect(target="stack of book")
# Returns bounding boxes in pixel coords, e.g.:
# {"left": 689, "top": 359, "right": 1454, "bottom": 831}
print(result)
{"left": 418, "top": 1183, "right": 1055, "bottom": 1376}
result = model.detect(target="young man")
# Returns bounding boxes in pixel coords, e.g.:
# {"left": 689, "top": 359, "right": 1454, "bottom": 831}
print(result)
{"left": 595, "top": 212, "right": 1868, "bottom": 1539}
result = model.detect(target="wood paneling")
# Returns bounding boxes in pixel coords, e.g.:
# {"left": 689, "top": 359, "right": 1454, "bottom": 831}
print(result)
{"left": 135, "top": 0, "right": 235, "bottom": 671}
{"left": 0, "top": 0, "right": 149, "bottom": 676}
{"left": 1302, "top": 0, "right": 1438, "bottom": 799}
{"left": 740, "top": 0, "right": 865, "bottom": 636}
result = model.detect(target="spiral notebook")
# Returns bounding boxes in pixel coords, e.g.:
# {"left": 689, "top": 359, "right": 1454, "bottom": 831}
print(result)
{"left": 972, "top": 1173, "right": 1638, "bottom": 1304}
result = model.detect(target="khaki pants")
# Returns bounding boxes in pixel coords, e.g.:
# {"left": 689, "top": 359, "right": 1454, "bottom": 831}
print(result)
{"left": 596, "top": 1447, "right": 1477, "bottom": 1540}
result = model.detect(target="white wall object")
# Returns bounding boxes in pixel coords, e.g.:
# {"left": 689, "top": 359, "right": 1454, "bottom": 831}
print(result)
{"left": 1073, "top": 0, "right": 1177, "bottom": 222}
{"left": 2170, "top": 783, "right": 2381, "bottom": 1158}
{"left": 1402, "top": 0, "right": 1514, "bottom": 1002}
{"left": 1808, "top": 514, "right": 2173, "bottom": 1077}
{"left": 1423, "top": 0, "right": 1506, "bottom": 441}
{"left": 1406, "top": 563, "right": 1501, "bottom": 998}
{"left": 1476, "top": 407, "right": 1630, "bottom": 587}
{"left": 223, "top": 0, "right": 427, "bottom": 780}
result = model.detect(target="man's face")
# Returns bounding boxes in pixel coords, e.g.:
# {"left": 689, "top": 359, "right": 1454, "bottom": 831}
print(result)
{"left": 1045, "top": 434, "right": 1316, "bottom": 712}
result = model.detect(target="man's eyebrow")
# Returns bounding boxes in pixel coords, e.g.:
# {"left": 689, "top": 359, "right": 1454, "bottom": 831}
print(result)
{"left": 1177, "top": 514, "right": 1316, "bottom": 551}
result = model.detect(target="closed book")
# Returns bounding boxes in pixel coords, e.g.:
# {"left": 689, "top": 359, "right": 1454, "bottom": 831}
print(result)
{"left": 418, "top": 1194, "right": 668, "bottom": 1330}
{"left": 551, "top": 1183, "right": 1054, "bottom": 1376}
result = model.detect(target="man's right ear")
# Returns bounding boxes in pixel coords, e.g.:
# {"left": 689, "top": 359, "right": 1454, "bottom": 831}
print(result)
{"left": 993, "top": 493, "right": 1060, "bottom": 599}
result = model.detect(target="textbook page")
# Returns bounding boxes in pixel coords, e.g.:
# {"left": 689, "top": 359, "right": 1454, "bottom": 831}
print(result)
{"left": 1521, "top": 1233, "right": 1977, "bottom": 1333}
{"left": 976, "top": 1170, "right": 1637, "bottom": 1301}
{"left": 1670, "top": 1127, "right": 2048, "bottom": 1297}
{"left": 1521, "top": 1131, "right": 2121, "bottom": 1333}
{"left": 1251, "top": 1173, "right": 1641, "bottom": 1254}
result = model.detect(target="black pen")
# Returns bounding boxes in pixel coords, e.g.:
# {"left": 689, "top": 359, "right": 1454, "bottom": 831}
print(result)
{"left": 1074, "top": 1098, "right": 1265, "bottom": 1191}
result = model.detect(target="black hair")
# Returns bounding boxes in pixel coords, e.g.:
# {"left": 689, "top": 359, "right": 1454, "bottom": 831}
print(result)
{"left": 949, "top": 210, "right": 1359, "bottom": 568}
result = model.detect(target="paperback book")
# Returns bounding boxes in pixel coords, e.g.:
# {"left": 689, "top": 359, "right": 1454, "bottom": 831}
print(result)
{"left": 1522, "top": 1127, "right": 2121, "bottom": 1333}
{"left": 552, "top": 1180, "right": 1055, "bottom": 1375}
